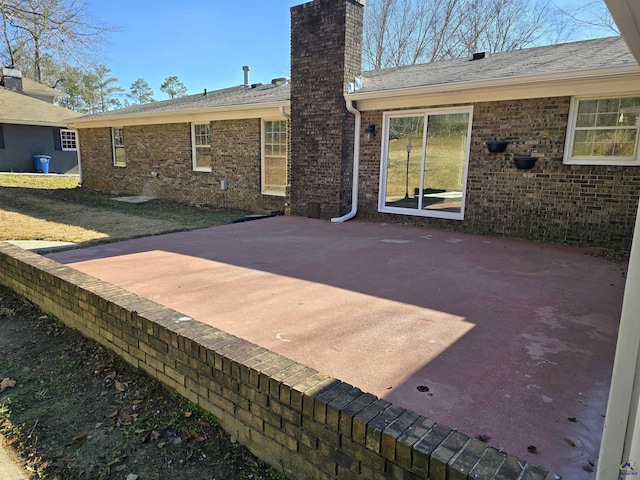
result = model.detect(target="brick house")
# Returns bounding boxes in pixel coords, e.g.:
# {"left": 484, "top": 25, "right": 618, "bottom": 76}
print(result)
{"left": 72, "top": 81, "right": 290, "bottom": 212}
{"left": 1, "top": 67, "right": 81, "bottom": 174}
{"left": 71, "top": 0, "right": 640, "bottom": 253}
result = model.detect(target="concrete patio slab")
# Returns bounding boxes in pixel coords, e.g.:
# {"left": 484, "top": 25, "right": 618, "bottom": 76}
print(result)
{"left": 48, "top": 216, "right": 625, "bottom": 478}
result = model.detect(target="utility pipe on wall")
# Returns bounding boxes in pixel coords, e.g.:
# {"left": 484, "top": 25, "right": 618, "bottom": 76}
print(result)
{"left": 331, "top": 99, "right": 361, "bottom": 223}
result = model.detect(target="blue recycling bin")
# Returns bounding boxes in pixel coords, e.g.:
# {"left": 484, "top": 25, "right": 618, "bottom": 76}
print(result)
{"left": 33, "top": 155, "right": 51, "bottom": 174}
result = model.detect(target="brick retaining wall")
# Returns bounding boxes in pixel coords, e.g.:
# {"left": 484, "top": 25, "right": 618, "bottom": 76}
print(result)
{"left": 0, "top": 242, "right": 558, "bottom": 480}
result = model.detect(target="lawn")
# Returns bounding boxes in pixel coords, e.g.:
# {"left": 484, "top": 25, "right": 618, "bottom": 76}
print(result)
{"left": 0, "top": 174, "right": 246, "bottom": 245}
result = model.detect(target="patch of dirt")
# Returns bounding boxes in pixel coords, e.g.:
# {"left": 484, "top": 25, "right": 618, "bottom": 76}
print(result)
{"left": 0, "top": 286, "right": 283, "bottom": 480}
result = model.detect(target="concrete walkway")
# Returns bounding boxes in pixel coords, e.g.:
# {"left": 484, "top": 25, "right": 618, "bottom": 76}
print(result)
{"left": 48, "top": 217, "right": 625, "bottom": 478}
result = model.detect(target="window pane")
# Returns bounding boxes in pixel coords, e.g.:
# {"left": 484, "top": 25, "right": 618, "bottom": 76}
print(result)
{"left": 264, "top": 156, "right": 286, "bottom": 194}
{"left": 573, "top": 129, "right": 637, "bottom": 157}
{"left": 576, "top": 114, "right": 596, "bottom": 128}
{"left": 115, "top": 147, "right": 126, "bottom": 166}
{"left": 422, "top": 113, "right": 468, "bottom": 215}
{"left": 195, "top": 148, "right": 211, "bottom": 169}
{"left": 577, "top": 100, "right": 597, "bottom": 115}
{"left": 384, "top": 116, "right": 424, "bottom": 209}
{"left": 596, "top": 113, "right": 619, "bottom": 127}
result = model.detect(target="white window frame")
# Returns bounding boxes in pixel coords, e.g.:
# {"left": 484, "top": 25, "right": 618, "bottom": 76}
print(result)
{"left": 60, "top": 129, "right": 77, "bottom": 151}
{"left": 191, "top": 123, "right": 211, "bottom": 172}
{"left": 378, "top": 106, "right": 473, "bottom": 221}
{"left": 112, "top": 127, "right": 126, "bottom": 167}
{"left": 564, "top": 94, "right": 640, "bottom": 166}
{"left": 261, "top": 119, "right": 288, "bottom": 196}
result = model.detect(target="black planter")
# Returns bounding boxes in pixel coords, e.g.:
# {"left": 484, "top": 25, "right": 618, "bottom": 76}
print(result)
{"left": 486, "top": 141, "right": 509, "bottom": 153}
{"left": 513, "top": 156, "right": 537, "bottom": 170}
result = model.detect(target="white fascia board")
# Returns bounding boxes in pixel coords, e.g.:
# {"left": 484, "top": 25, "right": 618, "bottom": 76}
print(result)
{"left": 0, "top": 119, "right": 69, "bottom": 127}
{"left": 72, "top": 101, "right": 291, "bottom": 129}
{"left": 23, "top": 88, "right": 66, "bottom": 99}
{"left": 348, "top": 66, "right": 640, "bottom": 110}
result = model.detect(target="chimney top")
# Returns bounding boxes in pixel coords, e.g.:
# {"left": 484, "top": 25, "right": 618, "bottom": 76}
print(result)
{"left": 1, "top": 66, "right": 23, "bottom": 93}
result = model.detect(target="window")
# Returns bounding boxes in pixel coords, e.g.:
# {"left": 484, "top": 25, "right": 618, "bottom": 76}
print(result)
{"left": 112, "top": 128, "right": 126, "bottom": 167}
{"left": 60, "top": 129, "right": 77, "bottom": 151}
{"left": 378, "top": 107, "right": 473, "bottom": 220}
{"left": 564, "top": 96, "right": 640, "bottom": 165}
{"left": 191, "top": 123, "right": 211, "bottom": 171}
{"left": 262, "top": 120, "right": 288, "bottom": 196}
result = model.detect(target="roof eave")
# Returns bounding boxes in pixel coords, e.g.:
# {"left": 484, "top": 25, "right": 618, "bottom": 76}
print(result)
{"left": 346, "top": 64, "right": 640, "bottom": 109}
{"left": 0, "top": 119, "right": 74, "bottom": 127}
{"left": 71, "top": 99, "right": 291, "bottom": 128}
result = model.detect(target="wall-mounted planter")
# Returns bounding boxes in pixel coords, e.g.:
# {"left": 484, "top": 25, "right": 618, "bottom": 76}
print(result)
{"left": 513, "top": 156, "right": 537, "bottom": 170}
{"left": 486, "top": 141, "right": 509, "bottom": 153}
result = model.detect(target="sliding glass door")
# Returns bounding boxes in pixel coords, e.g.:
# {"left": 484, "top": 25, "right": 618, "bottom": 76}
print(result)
{"left": 379, "top": 107, "right": 473, "bottom": 220}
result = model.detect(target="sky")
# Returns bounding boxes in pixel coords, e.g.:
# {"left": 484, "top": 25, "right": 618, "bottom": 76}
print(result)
{"left": 86, "top": 0, "right": 301, "bottom": 98}
{"left": 86, "top": 0, "right": 615, "bottom": 101}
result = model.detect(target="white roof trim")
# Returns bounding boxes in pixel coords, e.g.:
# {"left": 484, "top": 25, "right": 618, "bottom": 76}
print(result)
{"left": 348, "top": 65, "right": 639, "bottom": 102}
{"left": 0, "top": 119, "right": 68, "bottom": 127}
{"left": 72, "top": 100, "right": 291, "bottom": 128}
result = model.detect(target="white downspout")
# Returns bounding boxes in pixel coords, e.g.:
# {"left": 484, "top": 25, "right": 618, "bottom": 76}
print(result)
{"left": 597, "top": 198, "right": 640, "bottom": 478}
{"left": 279, "top": 106, "right": 290, "bottom": 119}
{"left": 331, "top": 99, "right": 360, "bottom": 223}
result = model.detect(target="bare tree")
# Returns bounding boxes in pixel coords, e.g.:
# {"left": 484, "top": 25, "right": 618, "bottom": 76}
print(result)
{"left": 362, "top": 0, "right": 591, "bottom": 71}
{"left": 554, "top": 0, "right": 619, "bottom": 37}
{"left": 0, "top": 0, "right": 115, "bottom": 82}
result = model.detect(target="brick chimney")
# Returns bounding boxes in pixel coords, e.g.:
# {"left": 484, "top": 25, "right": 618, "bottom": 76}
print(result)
{"left": 289, "top": 0, "right": 364, "bottom": 219}
{"left": 1, "top": 66, "right": 24, "bottom": 93}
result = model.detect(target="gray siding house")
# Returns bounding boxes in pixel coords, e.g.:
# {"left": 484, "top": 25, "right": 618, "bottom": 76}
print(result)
{"left": 0, "top": 67, "right": 81, "bottom": 174}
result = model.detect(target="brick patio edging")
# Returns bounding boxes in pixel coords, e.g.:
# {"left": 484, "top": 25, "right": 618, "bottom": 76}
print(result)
{"left": 0, "top": 242, "right": 559, "bottom": 480}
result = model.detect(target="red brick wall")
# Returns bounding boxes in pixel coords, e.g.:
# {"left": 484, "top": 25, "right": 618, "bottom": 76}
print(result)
{"left": 78, "top": 121, "right": 285, "bottom": 213}
{"left": 358, "top": 98, "right": 640, "bottom": 252}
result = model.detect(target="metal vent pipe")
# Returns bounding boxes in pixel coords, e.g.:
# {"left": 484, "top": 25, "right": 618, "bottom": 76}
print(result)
{"left": 242, "top": 66, "right": 250, "bottom": 87}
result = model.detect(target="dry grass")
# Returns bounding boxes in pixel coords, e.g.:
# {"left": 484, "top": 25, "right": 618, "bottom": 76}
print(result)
{"left": 0, "top": 174, "right": 245, "bottom": 245}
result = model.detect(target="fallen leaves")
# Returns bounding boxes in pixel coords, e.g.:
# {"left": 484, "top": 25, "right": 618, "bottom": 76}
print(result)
{"left": 0, "top": 377, "right": 16, "bottom": 392}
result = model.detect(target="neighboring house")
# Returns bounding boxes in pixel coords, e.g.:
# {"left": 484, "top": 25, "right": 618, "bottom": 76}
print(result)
{"left": 72, "top": 0, "right": 640, "bottom": 254}
{"left": 0, "top": 67, "right": 81, "bottom": 174}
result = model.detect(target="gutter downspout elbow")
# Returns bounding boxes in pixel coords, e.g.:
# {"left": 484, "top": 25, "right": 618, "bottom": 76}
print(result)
{"left": 279, "top": 106, "right": 290, "bottom": 119}
{"left": 331, "top": 99, "right": 360, "bottom": 223}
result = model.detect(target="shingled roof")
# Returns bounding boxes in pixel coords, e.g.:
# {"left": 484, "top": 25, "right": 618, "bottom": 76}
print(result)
{"left": 73, "top": 82, "right": 290, "bottom": 122}
{"left": 21, "top": 78, "right": 65, "bottom": 98}
{"left": 351, "top": 36, "right": 636, "bottom": 95}
{"left": 0, "top": 86, "right": 81, "bottom": 126}
{"left": 72, "top": 36, "right": 637, "bottom": 124}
